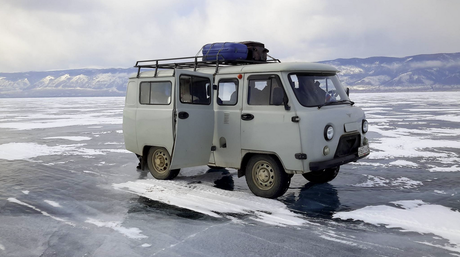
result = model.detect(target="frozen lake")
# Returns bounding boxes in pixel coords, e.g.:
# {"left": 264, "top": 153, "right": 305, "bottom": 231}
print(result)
{"left": 0, "top": 92, "right": 459, "bottom": 256}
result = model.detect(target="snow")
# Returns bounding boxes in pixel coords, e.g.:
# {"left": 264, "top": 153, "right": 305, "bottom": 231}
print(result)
{"left": 353, "top": 175, "right": 423, "bottom": 189}
{"left": 0, "top": 116, "right": 120, "bottom": 130}
{"left": 113, "top": 179, "right": 306, "bottom": 227}
{"left": 389, "top": 160, "right": 419, "bottom": 167}
{"left": 44, "top": 200, "right": 62, "bottom": 208}
{"left": 333, "top": 200, "right": 460, "bottom": 253}
{"left": 85, "top": 218, "right": 147, "bottom": 239}
{"left": 429, "top": 165, "right": 460, "bottom": 172}
{"left": 44, "top": 136, "right": 92, "bottom": 141}
{"left": 0, "top": 143, "right": 105, "bottom": 160}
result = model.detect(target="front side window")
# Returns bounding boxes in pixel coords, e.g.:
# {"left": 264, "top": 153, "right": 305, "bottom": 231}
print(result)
{"left": 248, "top": 75, "right": 285, "bottom": 106}
{"left": 217, "top": 79, "right": 238, "bottom": 105}
{"left": 289, "top": 74, "right": 349, "bottom": 107}
{"left": 139, "top": 81, "right": 171, "bottom": 105}
{"left": 180, "top": 75, "right": 211, "bottom": 105}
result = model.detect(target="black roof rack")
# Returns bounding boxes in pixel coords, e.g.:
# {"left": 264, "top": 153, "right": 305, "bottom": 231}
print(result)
{"left": 134, "top": 55, "right": 281, "bottom": 78}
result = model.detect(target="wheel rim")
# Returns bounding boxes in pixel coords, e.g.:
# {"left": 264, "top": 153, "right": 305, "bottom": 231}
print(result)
{"left": 252, "top": 160, "right": 275, "bottom": 190}
{"left": 152, "top": 149, "right": 169, "bottom": 174}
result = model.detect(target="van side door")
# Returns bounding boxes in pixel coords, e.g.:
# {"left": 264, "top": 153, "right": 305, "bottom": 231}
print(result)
{"left": 170, "top": 70, "right": 215, "bottom": 169}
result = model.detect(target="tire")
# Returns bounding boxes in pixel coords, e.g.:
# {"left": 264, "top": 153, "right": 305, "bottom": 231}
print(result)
{"left": 302, "top": 166, "right": 340, "bottom": 184}
{"left": 146, "top": 147, "right": 180, "bottom": 180}
{"left": 245, "top": 155, "right": 290, "bottom": 198}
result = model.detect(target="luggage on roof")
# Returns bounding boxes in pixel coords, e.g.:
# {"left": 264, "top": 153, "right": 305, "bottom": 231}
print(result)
{"left": 202, "top": 42, "right": 248, "bottom": 62}
{"left": 240, "top": 41, "right": 269, "bottom": 61}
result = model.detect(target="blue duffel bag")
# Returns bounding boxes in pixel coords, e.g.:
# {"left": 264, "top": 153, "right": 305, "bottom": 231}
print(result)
{"left": 202, "top": 42, "right": 248, "bottom": 62}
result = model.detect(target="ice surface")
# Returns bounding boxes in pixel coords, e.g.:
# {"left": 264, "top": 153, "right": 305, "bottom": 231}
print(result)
{"left": 7, "top": 198, "right": 75, "bottom": 226}
{"left": 113, "top": 179, "right": 306, "bottom": 227}
{"left": 333, "top": 200, "right": 460, "bottom": 253}
{"left": 1, "top": 93, "right": 459, "bottom": 256}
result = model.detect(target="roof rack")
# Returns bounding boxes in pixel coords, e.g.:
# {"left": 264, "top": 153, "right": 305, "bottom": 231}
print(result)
{"left": 134, "top": 55, "right": 281, "bottom": 77}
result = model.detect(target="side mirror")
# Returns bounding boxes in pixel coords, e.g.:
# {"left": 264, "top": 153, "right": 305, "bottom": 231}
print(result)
{"left": 346, "top": 87, "right": 350, "bottom": 97}
{"left": 283, "top": 94, "right": 291, "bottom": 111}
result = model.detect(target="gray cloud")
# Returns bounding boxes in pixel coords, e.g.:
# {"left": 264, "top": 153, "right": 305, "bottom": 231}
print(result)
{"left": 1, "top": 0, "right": 460, "bottom": 72}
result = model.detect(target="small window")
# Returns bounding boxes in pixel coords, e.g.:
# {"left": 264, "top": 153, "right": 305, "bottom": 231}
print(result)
{"left": 180, "top": 75, "right": 211, "bottom": 105}
{"left": 248, "top": 75, "right": 285, "bottom": 106}
{"left": 139, "top": 81, "right": 171, "bottom": 105}
{"left": 217, "top": 79, "right": 238, "bottom": 105}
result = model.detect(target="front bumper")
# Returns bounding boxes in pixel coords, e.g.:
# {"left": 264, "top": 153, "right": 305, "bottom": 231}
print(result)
{"left": 309, "top": 144, "right": 370, "bottom": 171}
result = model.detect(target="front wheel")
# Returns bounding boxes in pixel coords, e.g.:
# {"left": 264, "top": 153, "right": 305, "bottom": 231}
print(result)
{"left": 147, "top": 147, "right": 180, "bottom": 180}
{"left": 302, "top": 166, "right": 340, "bottom": 183}
{"left": 245, "top": 155, "right": 290, "bottom": 198}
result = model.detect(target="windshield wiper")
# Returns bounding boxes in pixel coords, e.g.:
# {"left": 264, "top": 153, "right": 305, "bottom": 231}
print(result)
{"left": 317, "top": 100, "right": 355, "bottom": 109}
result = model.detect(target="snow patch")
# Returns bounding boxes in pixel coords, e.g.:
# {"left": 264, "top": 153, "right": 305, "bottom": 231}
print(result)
{"left": 389, "top": 160, "right": 418, "bottom": 167}
{"left": 113, "top": 179, "right": 306, "bottom": 227}
{"left": 353, "top": 175, "right": 422, "bottom": 189}
{"left": 429, "top": 165, "right": 459, "bottom": 172}
{"left": 333, "top": 200, "right": 460, "bottom": 253}
{"left": 85, "top": 218, "right": 147, "bottom": 239}
{"left": 0, "top": 142, "right": 105, "bottom": 160}
{"left": 44, "top": 136, "right": 91, "bottom": 141}
{"left": 44, "top": 200, "right": 62, "bottom": 208}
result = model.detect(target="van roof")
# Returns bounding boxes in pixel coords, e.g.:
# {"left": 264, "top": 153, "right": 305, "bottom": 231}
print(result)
{"left": 131, "top": 62, "right": 338, "bottom": 79}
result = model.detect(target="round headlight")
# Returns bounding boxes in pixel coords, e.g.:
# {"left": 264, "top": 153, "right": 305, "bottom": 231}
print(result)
{"left": 324, "top": 125, "right": 334, "bottom": 141}
{"left": 362, "top": 119, "right": 368, "bottom": 133}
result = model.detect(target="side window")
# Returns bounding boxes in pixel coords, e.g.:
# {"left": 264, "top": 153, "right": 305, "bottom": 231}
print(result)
{"left": 248, "top": 75, "right": 285, "bottom": 105}
{"left": 180, "top": 75, "right": 211, "bottom": 105}
{"left": 217, "top": 79, "right": 238, "bottom": 105}
{"left": 139, "top": 81, "right": 171, "bottom": 105}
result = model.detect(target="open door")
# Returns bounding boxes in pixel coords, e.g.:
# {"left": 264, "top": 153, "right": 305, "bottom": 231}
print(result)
{"left": 170, "top": 70, "right": 215, "bottom": 169}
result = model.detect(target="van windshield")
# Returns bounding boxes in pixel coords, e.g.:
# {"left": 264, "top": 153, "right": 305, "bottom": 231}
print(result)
{"left": 288, "top": 74, "right": 350, "bottom": 107}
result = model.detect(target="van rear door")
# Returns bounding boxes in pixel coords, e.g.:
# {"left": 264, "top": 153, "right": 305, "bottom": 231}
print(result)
{"left": 170, "top": 70, "right": 215, "bottom": 169}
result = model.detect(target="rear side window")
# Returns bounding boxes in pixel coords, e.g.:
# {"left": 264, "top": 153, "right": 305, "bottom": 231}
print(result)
{"left": 139, "top": 81, "right": 172, "bottom": 105}
{"left": 180, "top": 75, "right": 211, "bottom": 105}
{"left": 248, "top": 75, "right": 285, "bottom": 105}
{"left": 217, "top": 79, "right": 238, "bottom": 105}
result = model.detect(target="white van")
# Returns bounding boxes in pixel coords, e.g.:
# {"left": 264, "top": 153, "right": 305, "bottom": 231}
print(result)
{"left": 123, "top": 56, "right": 370, "bottom": 198}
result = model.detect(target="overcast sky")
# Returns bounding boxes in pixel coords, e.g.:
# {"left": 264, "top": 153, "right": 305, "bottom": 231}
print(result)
{"left": 1, "top": 0, "right": 460, "bottom": 72}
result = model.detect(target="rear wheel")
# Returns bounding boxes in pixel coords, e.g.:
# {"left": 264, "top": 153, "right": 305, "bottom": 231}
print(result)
{"left": 245, "top": 155, "right": 290, "bottom": 198}
{"left": 147, "top": 147, "right": 180, "bottom": 180}
{"left": 302, "top": 166, "right": 339, "bottom": 183}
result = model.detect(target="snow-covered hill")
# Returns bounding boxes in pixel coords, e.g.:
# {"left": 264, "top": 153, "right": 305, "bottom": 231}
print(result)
{"left": 1, "top": 52, "right": 459, "bottom": 97}
{"left": 0, "top": 68, "right": 136, "bottom": 97}
{"left": 321, "top": 52, "right": 460, "bottom": 91}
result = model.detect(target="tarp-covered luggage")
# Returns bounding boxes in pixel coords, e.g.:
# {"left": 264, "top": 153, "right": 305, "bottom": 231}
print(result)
{"left": 240, "top": 41, "right": 269, "bottom": 61}
{"left": 202, "top": 42, "right": 248, "bottom": 62}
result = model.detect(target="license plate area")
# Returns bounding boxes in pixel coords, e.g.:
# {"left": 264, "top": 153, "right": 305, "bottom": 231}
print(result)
{"left": 358, "top": 145, "right": 370, "bottom": 157}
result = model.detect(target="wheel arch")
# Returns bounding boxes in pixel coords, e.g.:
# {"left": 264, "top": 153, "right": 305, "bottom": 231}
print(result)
{"left": 238, "top": 151, "right": 286, "bottom": 178}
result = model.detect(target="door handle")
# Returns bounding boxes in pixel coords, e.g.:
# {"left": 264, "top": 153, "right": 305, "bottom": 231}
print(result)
{"left": 178, "top": 111, "right": 189, "bottom": 119}
{"left": 241, "top": 113, "right": 254, "bottom": 121}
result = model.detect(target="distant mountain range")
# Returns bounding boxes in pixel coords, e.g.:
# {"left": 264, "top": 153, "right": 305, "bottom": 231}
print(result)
{"left": 320, "top": 52, "right": 460, "bottom": 91}
{"left": 1, "top": 52, "right": 459, "bottom": 97}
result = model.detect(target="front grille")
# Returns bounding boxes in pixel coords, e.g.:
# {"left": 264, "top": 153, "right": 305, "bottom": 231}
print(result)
{"left": 334, "top": 133, "right": 360, "bottom": 158}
